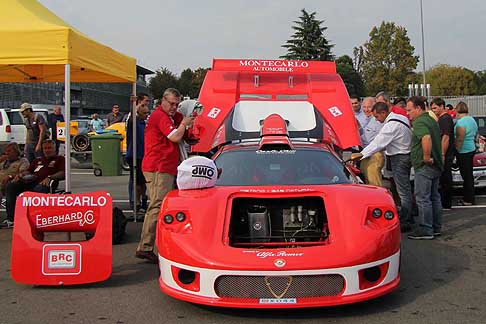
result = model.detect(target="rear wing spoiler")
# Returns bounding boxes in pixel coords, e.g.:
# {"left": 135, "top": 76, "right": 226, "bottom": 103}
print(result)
{"left": 191, "top": 59, "right": 361, "bottom": 153}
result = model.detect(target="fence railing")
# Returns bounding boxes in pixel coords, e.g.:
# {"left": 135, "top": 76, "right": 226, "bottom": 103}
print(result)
{"left": 439, "top": 95, "right": 486, "bottom": 117}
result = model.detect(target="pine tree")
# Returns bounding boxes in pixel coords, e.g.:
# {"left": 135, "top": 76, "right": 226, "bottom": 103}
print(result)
{"left": 281, "top": 9, "right": 334, "bottom": 61}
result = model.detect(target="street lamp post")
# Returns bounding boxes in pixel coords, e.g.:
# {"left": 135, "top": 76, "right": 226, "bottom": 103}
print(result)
{"left": 420, "top": 0, "right": 427, "bottom": 97}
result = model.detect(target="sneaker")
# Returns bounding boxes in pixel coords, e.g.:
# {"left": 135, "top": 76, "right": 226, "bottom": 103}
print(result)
{"left": 135, "top": 250, "right": 158, "bottom": 264}
{"left": 136, "top": 205, "right": 146, "bottom": 213}
{"left": 433, "top": 231, "right": 442, "bottom": 237}
{"left": 0, "top": 220, "right": 14, "bottom": 228}
{"left": 457, "top": 200, "right": 473, "bottom": 206}
{"left": 408, "top": 229, "right": 434, "bottom": 240}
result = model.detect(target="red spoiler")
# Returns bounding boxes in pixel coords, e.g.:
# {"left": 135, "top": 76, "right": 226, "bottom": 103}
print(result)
{"left": 191, "top": 59, "right": 360, "bottom": 153}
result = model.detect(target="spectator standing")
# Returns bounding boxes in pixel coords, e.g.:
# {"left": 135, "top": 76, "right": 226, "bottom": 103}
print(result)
{"left": 20, "top": 103, "right": 50, "bottom": 163}
{"left": 431, "top": 98, "right": 455, "bottom": 209}
{"left": 3, "top": 140, "right": 65, "bottom": 227}
{"left": 454, "top": 101, "right": 478, "bottom": 206}
{"left": 406, "top": 96, "right": 443, "bottom": 240}
{"left": 359, "top": 97, "right": 385, "bottom": 186}
{"left": 350, "top": 95, "right": 367, "bottom": 130}
{"left": 127, "top": 93, "right": 149, "bottom": 213}
{"left": 393, "top": 97, "right": 407, "bottom": 109}
{"left": 136, "top": 88, "right": 194, "bottom": 263}
{"left": 353, "top": 102, "right": 413, "bottom": 232}
{"left": 89, "top": 113, "right": 104, "bottom": 132}
{"left": 446, "top": 104, "right": 457, "bottom": 120}
{"left": 376, "top": 91, "right": 408, "bottom": 118}
{"left": 106, "top": 104, "right": 124, "bottom": 126}
{"left": 47, "top": 106, "right": 65, "bottom": 154}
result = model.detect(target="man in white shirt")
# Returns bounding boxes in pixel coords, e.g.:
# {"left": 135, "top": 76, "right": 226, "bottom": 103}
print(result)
{"left": 359, "top": 98, "right": 384, "bottom": 186}
{"left": 352, "top": 102, "right": 414, "bottom": 232}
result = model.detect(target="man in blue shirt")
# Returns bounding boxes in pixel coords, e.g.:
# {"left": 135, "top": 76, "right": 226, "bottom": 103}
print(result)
{"left": 350, "top": 95, "right": 367, "bottom": 130}
{"left": 89, "top": 113, "right": 104, "bottom": 132}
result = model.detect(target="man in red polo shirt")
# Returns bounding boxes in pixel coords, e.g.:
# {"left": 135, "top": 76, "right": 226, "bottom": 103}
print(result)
{"left": 135, "top": 88, "right": 195, "bottom": 263}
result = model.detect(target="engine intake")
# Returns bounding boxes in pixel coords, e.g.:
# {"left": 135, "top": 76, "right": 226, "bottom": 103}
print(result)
{"left": 229, "top": 197, "right": 329, "bottom": 248}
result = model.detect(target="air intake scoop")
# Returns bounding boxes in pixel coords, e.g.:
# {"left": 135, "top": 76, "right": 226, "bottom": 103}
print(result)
{"left": 258, "top": 114, "right": 293, "bottom": 150}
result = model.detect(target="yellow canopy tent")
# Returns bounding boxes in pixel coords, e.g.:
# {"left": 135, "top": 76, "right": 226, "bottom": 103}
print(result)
{"left": 0, "top": 0, "right": 137, "bottom": 192}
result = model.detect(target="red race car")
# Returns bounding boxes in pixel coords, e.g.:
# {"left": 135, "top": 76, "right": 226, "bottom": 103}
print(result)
{"left": 156, "top": 59, "right": 400, "bottom": 308}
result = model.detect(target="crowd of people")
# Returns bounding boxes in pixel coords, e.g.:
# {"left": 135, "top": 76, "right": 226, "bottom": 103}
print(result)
{"left": 351, "top": 92, "right": 479, "bottom": 240}
{"left": 0, "top": 88, "right": 480, "bottom": 256}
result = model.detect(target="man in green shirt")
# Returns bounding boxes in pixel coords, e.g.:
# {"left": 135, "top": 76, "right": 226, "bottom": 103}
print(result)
{"left": 405, "top": 96, "right": 443, "bottom": 240}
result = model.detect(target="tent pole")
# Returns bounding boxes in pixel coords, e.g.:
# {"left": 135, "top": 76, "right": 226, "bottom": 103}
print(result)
{"left": 132, "top": 83, "right": 137, "bottom": 221}
{"left": 65, "top": 64, "right": 71, "bottom": 193}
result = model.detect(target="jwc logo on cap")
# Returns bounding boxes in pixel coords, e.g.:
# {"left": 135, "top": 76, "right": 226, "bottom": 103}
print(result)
{"left": 191, "top": 165, "right": 215, "bottom": 179}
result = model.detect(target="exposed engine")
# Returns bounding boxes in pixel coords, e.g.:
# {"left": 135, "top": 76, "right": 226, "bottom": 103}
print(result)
{"left": 229, "top": 197, "right": 329, "bottom": 248}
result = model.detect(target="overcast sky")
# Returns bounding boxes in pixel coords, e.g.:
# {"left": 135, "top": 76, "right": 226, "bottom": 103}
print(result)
{"left": 39, "top": 0, "right": 485, "bottom": 75}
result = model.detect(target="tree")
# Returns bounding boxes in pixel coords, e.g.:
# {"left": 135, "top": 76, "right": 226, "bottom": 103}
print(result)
{"left": 178, "top": 68, "right": 195, "bottom": 98}
{"left": 359, "top": 21, "right": 419, "bottom": 96}
{"left": 424, "top": 64, "right": 478, "bottom": 96}
{"left": 336, "top": 55, "right": 365, "bottom": 96}
{"left": 475, "top": 70, "right": 486, "bottom": 95}
{"left": 281, "top": 9, "right": 334, "bottom": 61}
{"left": 191, "top": 67, "right": 210, "bottom": 98}
{"left": 149, "top": 68, "right": 178, "bottom": 99}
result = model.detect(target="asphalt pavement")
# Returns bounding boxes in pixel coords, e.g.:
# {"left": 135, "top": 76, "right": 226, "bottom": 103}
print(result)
{"left": 0, "top": 170, "right": 485, "bottom": 324}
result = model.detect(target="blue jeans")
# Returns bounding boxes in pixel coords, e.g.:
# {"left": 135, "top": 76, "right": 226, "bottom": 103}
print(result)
{"left": 414, "top": 165, "right": 442, "bottom": 235}
{"left": 24, "top": 143, "right": 43, "bottom": 163}
{"left": 389, "top": 154, "right": 413, "bottom": 225}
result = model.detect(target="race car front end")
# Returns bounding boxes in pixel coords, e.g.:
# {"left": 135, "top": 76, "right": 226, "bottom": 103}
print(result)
{"left": 156, "top": 185, "right": 400, "bottom": 308}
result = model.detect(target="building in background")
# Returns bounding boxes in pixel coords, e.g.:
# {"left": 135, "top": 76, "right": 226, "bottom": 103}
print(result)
{"left": 0, "top": 65, "right": 153, "bottom": 116}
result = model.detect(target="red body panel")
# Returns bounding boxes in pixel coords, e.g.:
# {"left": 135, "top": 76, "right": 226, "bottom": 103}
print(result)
{"left": 157, "top": 184, "right": 399, "bottom": 271}
{"left": 11, "top": 192, "right": 112, "bottom": 285}
{"left": 192, "top": 59, "right": 360, "bottom": 153}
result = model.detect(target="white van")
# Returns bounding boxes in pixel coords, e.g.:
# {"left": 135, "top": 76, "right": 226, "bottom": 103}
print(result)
{"left": 0, "top": 108, "right": 49, "bottom": 147}
{"left": 0, "top": 108, "right": 13, "bottom": 146}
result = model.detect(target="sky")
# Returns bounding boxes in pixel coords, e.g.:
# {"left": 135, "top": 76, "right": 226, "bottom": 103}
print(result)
{"left": 39, "top": 0, "right": 486, "bottom": 76}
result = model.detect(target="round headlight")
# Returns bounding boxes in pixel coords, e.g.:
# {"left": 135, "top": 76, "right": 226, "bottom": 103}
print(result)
{"left": 163, "top": 214, "right": 174, "bottom": 224}
{"left": 372, "top": 208, "right": 382, "bottom": 218}
{"left": 384, "top": 210, "right": 394, "bottom": 220}
{"left": 175, "top": 212, "right": 186, "bottom": 222}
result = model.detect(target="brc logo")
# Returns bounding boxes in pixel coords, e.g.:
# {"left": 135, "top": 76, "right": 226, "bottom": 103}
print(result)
{"left": 48, "top": 250, "right": 76, "bottom": 269}
{"left": 192, "top": 164, "right": 215, "bottom": 180}
{"left": 42, "top": 244, "right": 82, "bottom": 275}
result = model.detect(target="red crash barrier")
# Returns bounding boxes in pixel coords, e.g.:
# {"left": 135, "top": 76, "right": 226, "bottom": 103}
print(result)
{"left": 11, "top": 191, "right": 112, "bottom": 285}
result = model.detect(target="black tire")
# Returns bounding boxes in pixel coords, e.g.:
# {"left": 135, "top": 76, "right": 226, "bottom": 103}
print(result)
{"left": 94, "top": 168, "right": 102, "bottom": 177}
{"left": 72, "top": 134, "right": 91, "bottom": 152}
{"left": 121, "top": 157, "right": 130, "bottom": 171}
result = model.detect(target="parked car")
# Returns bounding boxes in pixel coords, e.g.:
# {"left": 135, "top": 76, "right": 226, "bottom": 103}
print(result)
{"left": 473, "top": 116, "right": 486, "bottom": 137}
{"left": 0, "top": 108, "right": 12, "bottom": 147}
{"left": 452, "top": 152, "right": 486, "bottom": 188}
{"left": 56, "top": 118, "right": 92, "bottom": 152}
{"left": 155, "top": 59, "right": 400, "bottom": 308}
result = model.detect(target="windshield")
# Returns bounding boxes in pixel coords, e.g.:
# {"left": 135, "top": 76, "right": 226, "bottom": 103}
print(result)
{"left": 215, "top": 148, "right": 353, "bottom": 186}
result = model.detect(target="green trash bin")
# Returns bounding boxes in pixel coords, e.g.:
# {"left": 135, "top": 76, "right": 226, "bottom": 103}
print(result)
{"left": 90, "top": 133, "right": 123, "bottom": 176}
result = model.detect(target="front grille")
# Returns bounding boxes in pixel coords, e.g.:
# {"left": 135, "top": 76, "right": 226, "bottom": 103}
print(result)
{"left": 214, "top": 274, "right": 344, "bottom": 299}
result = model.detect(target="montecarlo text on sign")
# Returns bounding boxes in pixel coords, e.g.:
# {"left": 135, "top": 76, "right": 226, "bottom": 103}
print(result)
{"left": 239, "top": 60, "right": 309, "bottom": 72}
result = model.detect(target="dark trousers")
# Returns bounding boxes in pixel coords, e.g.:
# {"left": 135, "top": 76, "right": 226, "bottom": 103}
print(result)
{"left": 457, "top": 151, "right": 475, "bottom": 204}
{"left": 440, "top": 157, "right": 453, "bottom": 208}
{"left": 5, "top": 181, "right": 50, "bottom": 221}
